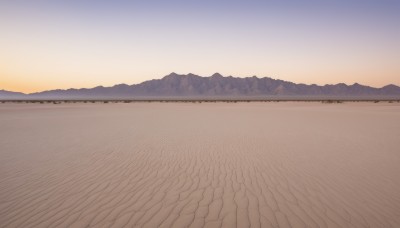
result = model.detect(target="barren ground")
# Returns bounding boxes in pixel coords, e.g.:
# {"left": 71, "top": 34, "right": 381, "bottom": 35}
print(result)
{"left": 1, "top": 102, "right": 399, "bottom": 228}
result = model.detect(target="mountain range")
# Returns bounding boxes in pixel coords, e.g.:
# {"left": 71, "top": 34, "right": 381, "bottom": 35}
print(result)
{"left": 1, "top": 73, "right": 400, "bottom": 99}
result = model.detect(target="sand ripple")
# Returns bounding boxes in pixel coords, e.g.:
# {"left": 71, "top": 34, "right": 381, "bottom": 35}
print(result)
{"left": 1, "top": 103, "right": 400, "bottom": 227}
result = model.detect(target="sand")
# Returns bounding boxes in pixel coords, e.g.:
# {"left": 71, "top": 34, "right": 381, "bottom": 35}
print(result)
{"left": 1, "top": 102, "right": 400, "bottom": 228}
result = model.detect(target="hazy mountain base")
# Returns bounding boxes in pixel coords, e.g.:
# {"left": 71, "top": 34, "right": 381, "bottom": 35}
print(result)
{"left": 1, "top": 96, "right": 400, "bottom": 102}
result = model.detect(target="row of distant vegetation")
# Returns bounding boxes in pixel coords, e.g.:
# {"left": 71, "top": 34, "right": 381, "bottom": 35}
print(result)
{"left": 1, "top": 99, "right": 399, "bottom": 104}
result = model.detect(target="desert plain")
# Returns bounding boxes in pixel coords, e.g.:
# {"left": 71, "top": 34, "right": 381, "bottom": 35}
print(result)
{"left": 0, "top": 102, "right": 400, "bottom": 228}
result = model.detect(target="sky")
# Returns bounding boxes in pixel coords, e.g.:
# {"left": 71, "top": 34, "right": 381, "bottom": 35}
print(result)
{"left": 1, "top": 0, "right": 399, "bottom": 93}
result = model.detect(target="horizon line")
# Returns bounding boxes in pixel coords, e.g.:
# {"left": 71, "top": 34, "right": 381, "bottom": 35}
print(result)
{"left": 2, "top": 72, "right": 399, "bottom": 94}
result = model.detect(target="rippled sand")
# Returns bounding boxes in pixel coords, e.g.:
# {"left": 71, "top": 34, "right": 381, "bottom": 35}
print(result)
{"left": 1, "top": 102, "right": 400, "bottom": 228}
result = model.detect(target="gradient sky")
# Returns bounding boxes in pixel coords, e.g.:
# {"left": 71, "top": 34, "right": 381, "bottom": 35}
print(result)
{"left": 1, "top": 0, "right": 399, "bottom": 93}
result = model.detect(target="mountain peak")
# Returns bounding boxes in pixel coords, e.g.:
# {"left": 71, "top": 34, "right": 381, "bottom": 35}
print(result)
{"left": 163, "top": 72, "right": 181, "bottom": 80}
{"left": 383, "top": 84, "right": 399, "bottom": 89}
{"left": 211, "top": 73, "right": 223, "bottom": 78}
{"left": 167, "top": 72, "right": 178, "bottom": 76}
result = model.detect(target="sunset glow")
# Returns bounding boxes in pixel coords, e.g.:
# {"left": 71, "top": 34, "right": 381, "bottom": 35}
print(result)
{"left": 1, "top": 0, "right": 399, "bottom": 93}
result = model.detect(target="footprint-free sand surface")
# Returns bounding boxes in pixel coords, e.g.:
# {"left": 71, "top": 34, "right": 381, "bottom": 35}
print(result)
{"left": 1, "top": 102, "right": 400, "bottom": 228}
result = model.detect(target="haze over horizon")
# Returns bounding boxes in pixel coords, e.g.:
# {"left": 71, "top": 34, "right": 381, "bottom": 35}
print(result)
{"left": 2, "top": 72, "right": 400, "bottom": 95}
{"left": 1, "top": 0, "right": 399, "bottom": 93}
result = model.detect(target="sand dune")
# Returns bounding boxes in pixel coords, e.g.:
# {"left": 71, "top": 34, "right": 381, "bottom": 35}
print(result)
{"left": 1, "top": 102, "right": 400, "bottom": 228}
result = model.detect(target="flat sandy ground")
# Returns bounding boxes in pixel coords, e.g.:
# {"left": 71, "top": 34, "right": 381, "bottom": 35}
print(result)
{"left": 0, "top": 102, "right": 399, "bottom": 228}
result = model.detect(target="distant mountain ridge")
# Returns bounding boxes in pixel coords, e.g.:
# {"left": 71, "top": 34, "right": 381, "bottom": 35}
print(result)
{"left": 2, "top": 73, "right": 400, "bottom": 99}
{"left": 0, "top": 90, "right": 26, "bottom": 99}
